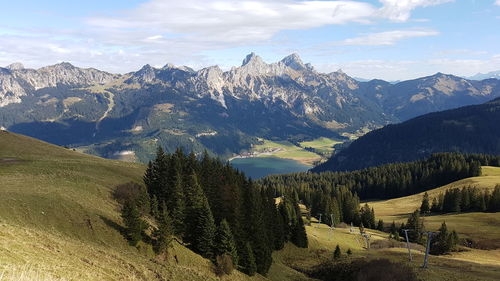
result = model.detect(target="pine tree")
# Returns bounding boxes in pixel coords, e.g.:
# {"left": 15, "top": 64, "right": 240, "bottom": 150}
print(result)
{"left": 430, "top": 197, "right": 440, "bottom": 213}
{"left": 333, "top": 244, "right": 341, "bottom": 260}
{"left": 171, "top": 172, "right": 186, "bottom": 235}
{"left": 406, "top": 210, "right": 424, "bottom": 243}
{"left": 346, "top": 248, "right": 352, "bottom": 256}
{"left": 273, "top": 205, "right": 286, "bottom": 250}
{"left": 377, "top": 219, "right": 384, "bottom": 231}
{"left": 449, "top": 230, "right": 459, "bottom": 252}
{"left": 291, "top": 214, "right": 308, "bottom": 248}
{"left": 489, "top": 185, "right": 500, "bottom": 211}
{"left": 389, "top": 221, "right": 399, "bottom": 240}
{"left": 184, "top": 173, "right": 216, "bottom": 259}
{"left": 240, "top": 242, "right": 257, "bottom": 276}
{"left": 150, "top": 195, "right": 159, "bottom": 219}
{"left": 214, "top": 219, "right": 238, "bottom": 266}
{"left": 121, "top": 200, "right": 146, "bottom": 246}
{"left": 154, "top": 203, "right": 174, "bottom": 256}
{"left": 420, "top": 192, "right": 430, "bottom": 214}
{"left": 431, "top": 222, "right": 454, "bottom": 255}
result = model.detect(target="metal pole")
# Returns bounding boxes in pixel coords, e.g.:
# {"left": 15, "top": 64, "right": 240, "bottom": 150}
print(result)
{"left": 403, "top": 229, "right": 412, "bottom": 262}
{"left": 422, "top": 232, "right": 434, "bottom": 268}
{"left": 362, "top": 234, "right": 370, "bottom": 249}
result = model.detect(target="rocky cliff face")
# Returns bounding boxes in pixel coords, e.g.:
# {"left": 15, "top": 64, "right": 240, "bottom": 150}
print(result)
{"left": 0, "top": 62, "right": 116, "bottom": 107}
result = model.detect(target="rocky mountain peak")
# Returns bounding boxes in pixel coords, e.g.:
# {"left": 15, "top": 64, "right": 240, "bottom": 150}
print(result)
{"left": 6, "top": 63, "right": 24, "bottom": 71}
{"left": 162, "top": 63, "right": 195, "bottom": 73}
{"left": 280, "top": 53, "right": 306, "bottom": 70}
{"left": 241, "top": 52, "right": 265, "bottom": 67}
{"left": 129, "top": 64, "right": 156, "bottom": 84}
{"left": 45, "top": 62, "right": 76, "bottom": 70}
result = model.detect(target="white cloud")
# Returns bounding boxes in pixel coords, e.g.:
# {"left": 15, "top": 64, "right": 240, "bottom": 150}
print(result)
{"left": 86, "top": 0, "right": 377, "bottom": 44}
{"left": 0, "top": 0, "right": 455, "bottom": 74}
{"left": 335, "top": 29, "right": 439, "bottom": 46}
{"left": 378, "top": 0, "right": 455, "bottom": 22}
{"left": 495, "top": 0, "right": 500, "bottom": 6}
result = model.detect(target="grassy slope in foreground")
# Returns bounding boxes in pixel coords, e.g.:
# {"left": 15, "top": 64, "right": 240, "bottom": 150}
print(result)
{"left": 274, "top": 221, "right": 500, "bottom": 281}
{"left": 0, "top": 131, "right": 265, "bottom": 281}
{"left": 367, "top": 166, "right": 500, "bottom": 247}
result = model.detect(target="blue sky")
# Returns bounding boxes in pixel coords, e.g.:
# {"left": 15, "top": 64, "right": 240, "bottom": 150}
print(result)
{"left": 1, "top": 0, "right": 499, "bottom": 80}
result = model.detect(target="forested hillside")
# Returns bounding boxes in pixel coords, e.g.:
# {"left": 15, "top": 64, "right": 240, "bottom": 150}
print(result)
{"left": 314, "top": 98, "right": 500, "bottom": 172}
{"left": 261, "top": 153, "right": 500, "bottom": 204}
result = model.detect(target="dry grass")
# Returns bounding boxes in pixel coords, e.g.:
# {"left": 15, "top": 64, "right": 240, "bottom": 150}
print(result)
{"left": 367, "top": 167, "right": 500, "bottom": 248}
{"left": 0, "top": 132, "right": 264, "bottom": 281}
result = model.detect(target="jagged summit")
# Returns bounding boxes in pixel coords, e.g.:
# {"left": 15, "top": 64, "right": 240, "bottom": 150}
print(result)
{"left": 280, "top": 53, "right": 306, "bottom": 70}
{"left": 6, "top": 63, "right": 24, "bottom": 71}
{"left": 241, "top": 52, "right": 267, "bottom": 67}
{"left": 42, "top": 62, "right": 77, "bottom": 70}
{"left": 162, "top": 63, "right": 195, "bottom": 73}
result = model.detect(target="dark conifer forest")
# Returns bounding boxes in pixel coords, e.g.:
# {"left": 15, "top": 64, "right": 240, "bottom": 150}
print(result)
{"left": 122, "top": 148, "right": 308, "bottom": 276}
{"left": 314, "top": 98, "right": 500, "bottom": 172}
{"left": 261, "top": 153, "right": 500, "bottom": 201}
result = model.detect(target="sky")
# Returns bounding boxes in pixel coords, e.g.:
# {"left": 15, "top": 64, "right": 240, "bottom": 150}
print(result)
{"left": 0, "top": 0, "right": 499, "bottom": 80}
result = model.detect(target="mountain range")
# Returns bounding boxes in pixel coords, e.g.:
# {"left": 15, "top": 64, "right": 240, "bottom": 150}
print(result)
{"left": 467, "top": 70, "right": 500, "bottom": 80}
{"left": 1, "top": 53, "right": 499, "bottom": 161}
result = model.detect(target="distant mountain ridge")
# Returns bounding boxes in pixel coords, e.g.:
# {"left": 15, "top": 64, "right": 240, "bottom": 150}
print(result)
{"left": 313, "top": 97, "right": 500, "bottom": 172}
{"left": 467, "top": 70, "right": 500, "bottom": 80}
{"left": 1, "top": 53, "right": 500, "bottom": 161}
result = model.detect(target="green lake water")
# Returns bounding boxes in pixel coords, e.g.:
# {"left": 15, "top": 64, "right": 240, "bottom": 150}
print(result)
{"left": 229, "top": 157, "right": 311, "bottom": 179}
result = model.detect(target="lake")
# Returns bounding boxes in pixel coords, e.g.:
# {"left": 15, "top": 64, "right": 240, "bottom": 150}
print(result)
{"left": 230, "top": 157, "right": 311, "bottom": 179}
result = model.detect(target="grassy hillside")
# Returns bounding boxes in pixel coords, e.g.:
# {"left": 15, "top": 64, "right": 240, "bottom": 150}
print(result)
{"left": 0, "top": 131, "right": 266, "bottom": 280}
{"left": 367, "top": 166, "right": 500, "bottom": 247}
{"left": 273, "top": 221, "right": 500, "bottom": 281}
{"left": 2, "top": 131, "right": 499, "bottom": 281}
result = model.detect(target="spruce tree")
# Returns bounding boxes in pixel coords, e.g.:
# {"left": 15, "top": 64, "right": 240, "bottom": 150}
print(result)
{"left": 377, "top": 219, "right": 384, "bottom": 231}
{"left": 184, "top": 173, "right": 216, "bottom": 259}
{"left": 240, "top": 242, "right": 257, "bottom": 276}
{"left": 489, "top": 186, "right": 500, "bottom": 211}
{"left": 291, "top": 214, "right": 308, "bottom": 248}
{"left": 430, "top": 197, "right": 440, "bottom": 213}
{"left": 150, "top": 195, "right": 159, "bottom": 219}
{"left": 431, "top": 222, "right": 455, "bottom": 255}
{"left": 121, "top": 200, "right": 146, "bottom": 246}
{"left": 171, "top": 172, "right": 186, "bottom": 235}
{"left": 333, "top": 244, "right": 341, "bottom": 260}
{"left": 420, "top": 192, "right": 430, "bottom": 214}
{"left": 214, "top": 219, "right": 238, "bottom": 266}
{"left": 389, "top": 221, "right": 399, "bottom": 239}
{"left": 406, "top": 210, "right": 424, "bottom": 243}
{"left": 154, "top": 203, "right": 174, "bottom": 256}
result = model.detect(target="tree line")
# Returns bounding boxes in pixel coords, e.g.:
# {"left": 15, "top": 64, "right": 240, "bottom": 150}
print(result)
{"left": 260, "top": 153, "right": 500, "bottom": 200}
{"left": 420, "top": 185, "right": 500, "bottom": 214}
{"left": 119, "top": 148, "right": 308, "bottom": 276}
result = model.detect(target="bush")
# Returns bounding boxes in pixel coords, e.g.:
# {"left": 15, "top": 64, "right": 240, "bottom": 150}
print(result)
{"left": 113, "top": 182, "right": 150, "bottom": 215}
{"left": 215, "top": 254, "right": 234, "bottom": 276}
{"left": 308, "top": 258, "right": 418, "bottom": 281}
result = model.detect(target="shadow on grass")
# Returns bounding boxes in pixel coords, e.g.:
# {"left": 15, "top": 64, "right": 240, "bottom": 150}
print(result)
{"left": 100, "top": 215, "right": 126, "bottom": 236}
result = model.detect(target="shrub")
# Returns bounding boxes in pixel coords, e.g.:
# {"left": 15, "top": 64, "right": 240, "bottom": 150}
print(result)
{"left": 215, "top": 254, "right": 235, "bottom": 276}
{"left": 308, "top": 258, "right": 418, "bottom": 281}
